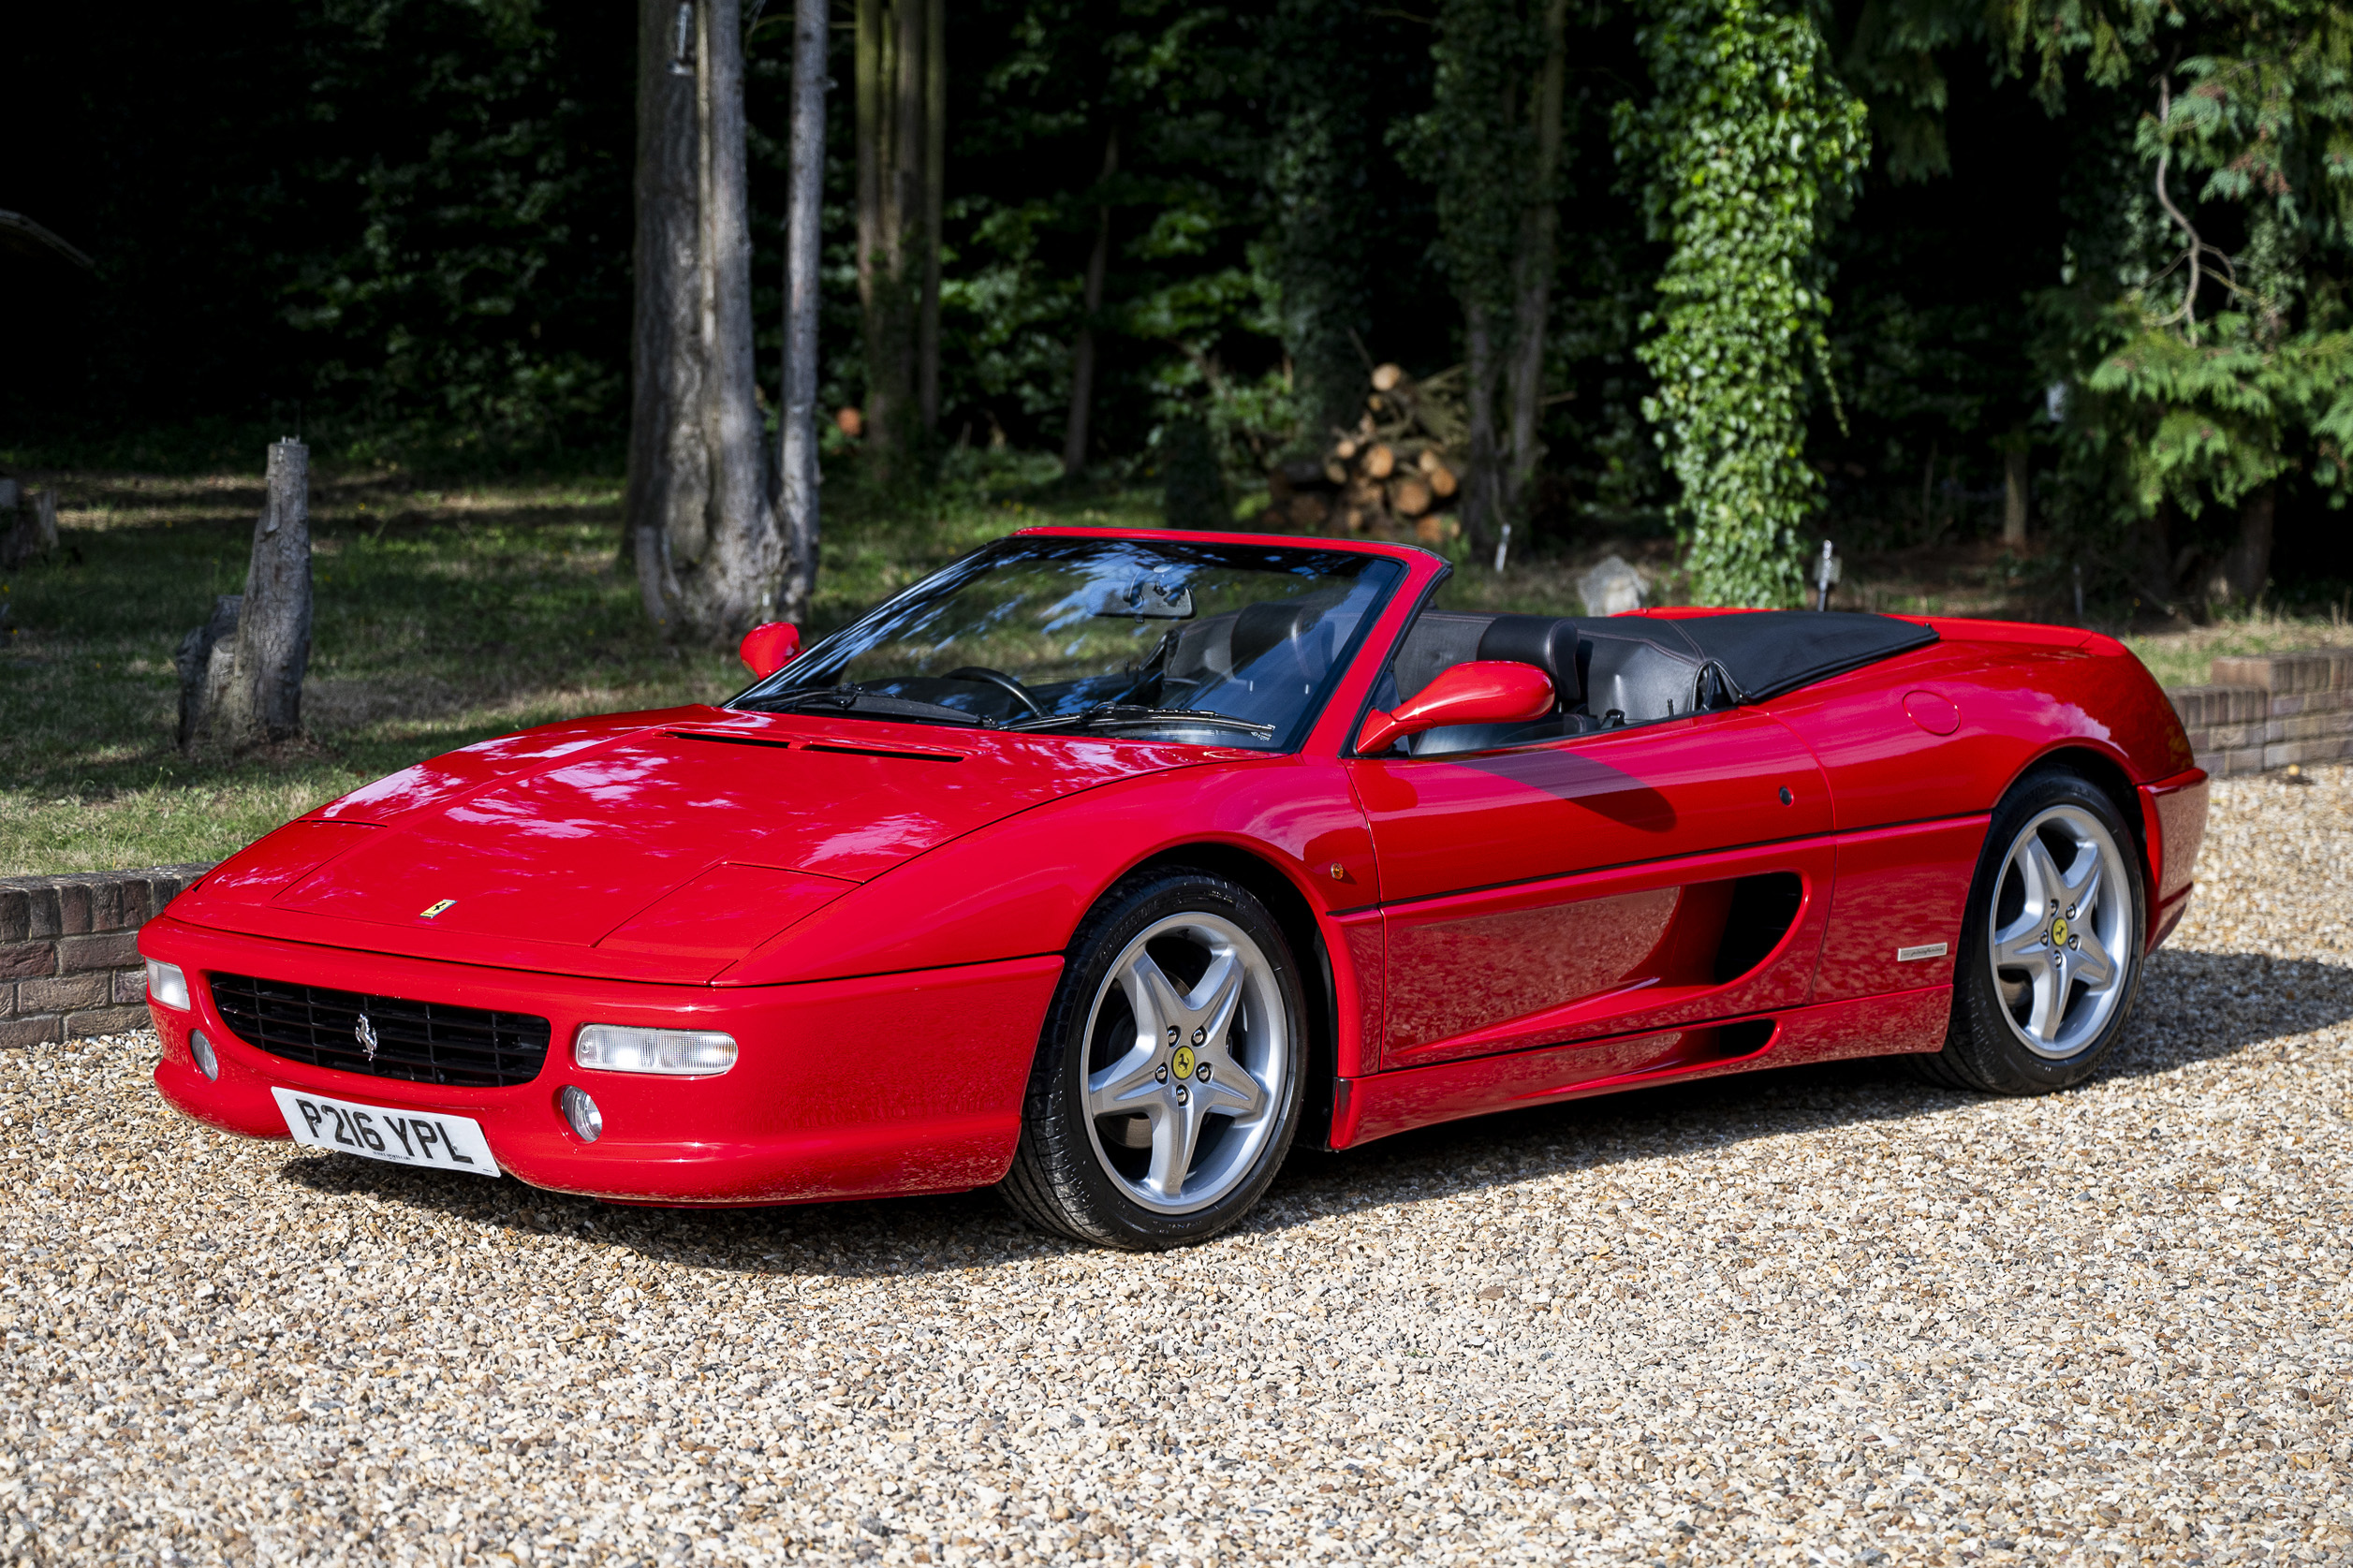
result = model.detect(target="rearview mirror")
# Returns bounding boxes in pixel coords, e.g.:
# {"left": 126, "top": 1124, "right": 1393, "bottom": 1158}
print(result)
{"left": 1356, "top": 660, "right": 1554, "bottom": 755}
{"left": 738, "top": 622, "right": 802, "bottom": 679}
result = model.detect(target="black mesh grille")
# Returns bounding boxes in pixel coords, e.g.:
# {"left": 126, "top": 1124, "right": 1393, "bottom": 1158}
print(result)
{"left": 208, "top": 973, "right": 551, "bottom": 1089}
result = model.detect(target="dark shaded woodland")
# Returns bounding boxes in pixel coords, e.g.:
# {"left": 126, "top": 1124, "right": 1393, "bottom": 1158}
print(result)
{"left": 7, "top": 0, "right": 2351, "bottom": 609}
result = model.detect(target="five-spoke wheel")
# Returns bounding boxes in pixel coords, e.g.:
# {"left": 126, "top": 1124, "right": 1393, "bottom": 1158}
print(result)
{"left": 1000, "top": 869, "right": 1305, "bottom": 1249}
{"left": 1922, "top": 767, "right": 2146, "bottom": 1093}
{"left": 1081, "top": 912, "right": 1289, "bottom": 1213}
{"left": 1986, "top": 803, "right": 2134, "bottom": 1059}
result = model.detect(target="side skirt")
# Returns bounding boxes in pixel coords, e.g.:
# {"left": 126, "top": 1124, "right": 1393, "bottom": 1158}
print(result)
{"left": 1326, "top": 985, "right": 1951, "bottom": 1149}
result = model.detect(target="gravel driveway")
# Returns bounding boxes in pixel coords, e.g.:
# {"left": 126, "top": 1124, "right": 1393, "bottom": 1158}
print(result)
{"left": 6, "top": 767, "right": 2349, "bottom": 1566}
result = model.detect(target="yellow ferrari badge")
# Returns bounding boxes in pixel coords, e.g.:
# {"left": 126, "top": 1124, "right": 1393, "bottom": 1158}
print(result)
{"left": 1171, "top": 1045, "right": 1198, "bottom": 1079}
{"left": 419, "top": 899, "right": 457, "bottom": 919}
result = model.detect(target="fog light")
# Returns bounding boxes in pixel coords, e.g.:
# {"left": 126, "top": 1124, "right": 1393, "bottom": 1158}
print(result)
{"left": 574, "top": 1024, "right": 737, "bottom": 1077}
{"left": 189, "top": 1029, "right": 219, "bottom": 1081}
{"left": 146, "top": 959, "right": 190, "bottom": 1011}
{"left": 559, "top": 1084, "right": 603, "bottom": 1142}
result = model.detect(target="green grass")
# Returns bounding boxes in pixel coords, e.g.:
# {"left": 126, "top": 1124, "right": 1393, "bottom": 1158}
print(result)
{"left": 6, "top": 455, "right": 2346, "bottom": 876}
{"left": 0, "top": 454, "right": 1158, "bottom": 874}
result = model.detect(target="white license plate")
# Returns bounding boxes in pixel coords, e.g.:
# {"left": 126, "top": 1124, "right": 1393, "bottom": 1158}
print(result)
{"left": 272, "top": 1088, "right": 502, "bottom": 1177}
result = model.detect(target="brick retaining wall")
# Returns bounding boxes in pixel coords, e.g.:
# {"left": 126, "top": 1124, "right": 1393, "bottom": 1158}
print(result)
{"left": 0, "top": 866, "right": 212, "bottom": 1048}
{"left": 2165, "top": 649, "right": 2353, "bottom": 778}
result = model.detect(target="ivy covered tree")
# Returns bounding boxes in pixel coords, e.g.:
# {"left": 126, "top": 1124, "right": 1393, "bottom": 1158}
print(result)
{"left": 1619, "top": 0, "right": 1869, "bottom": 607}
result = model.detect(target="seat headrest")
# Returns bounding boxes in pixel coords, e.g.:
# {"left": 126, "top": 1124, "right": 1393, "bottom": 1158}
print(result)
{"left": 1475, "top": 615, "right": 1583, "bottom": 707}
{"left": 1230, "top": 594, "right": 1338, "bottom": 673}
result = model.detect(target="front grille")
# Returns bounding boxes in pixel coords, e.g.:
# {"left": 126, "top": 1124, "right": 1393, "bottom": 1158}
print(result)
{"left": 208, "top": 973, "right": 551, "bottom": 1089}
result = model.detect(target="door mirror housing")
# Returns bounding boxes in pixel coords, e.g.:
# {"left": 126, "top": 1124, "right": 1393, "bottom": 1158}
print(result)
{"left": 738, "top": 622, "right": 802, "bottom": 679}
{"left": 1356, "top": 660, "right": 1555, "bottom": 755}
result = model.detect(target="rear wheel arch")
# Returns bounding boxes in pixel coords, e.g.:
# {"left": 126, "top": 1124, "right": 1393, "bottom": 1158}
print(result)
{"left": 1918, "top": 762, "right": 2148, "bottom": 1094}
{"left": 2014, "top": 744, "right": 2151, "bottom": 894}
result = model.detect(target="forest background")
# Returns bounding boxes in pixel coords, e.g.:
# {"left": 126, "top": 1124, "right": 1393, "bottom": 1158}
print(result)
{"left": 7, "top": 0, "right": 2353, "bottom": 623}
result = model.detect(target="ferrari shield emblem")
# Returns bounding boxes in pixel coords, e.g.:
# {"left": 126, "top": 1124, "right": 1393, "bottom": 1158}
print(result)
{"left": 419, "top": 899, "right": 457, "bottom": 919}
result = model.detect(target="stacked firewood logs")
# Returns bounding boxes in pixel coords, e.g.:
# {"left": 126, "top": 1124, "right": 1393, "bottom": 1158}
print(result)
{"left": 1258, "top": 363, "right": 1466, "bottom": 546}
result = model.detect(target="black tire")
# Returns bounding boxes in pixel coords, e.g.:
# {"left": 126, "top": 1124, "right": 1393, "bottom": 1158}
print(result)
{"left": 999, "top": 867, "right": 1307, "bottom": 1250}
{"left": 1917, "top": 766, "right": 2147, "bottom": 1094}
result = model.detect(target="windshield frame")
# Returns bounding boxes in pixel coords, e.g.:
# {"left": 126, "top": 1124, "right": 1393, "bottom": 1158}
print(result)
{"left": 727, "top": 532, "right": 1412, "bottom": 754}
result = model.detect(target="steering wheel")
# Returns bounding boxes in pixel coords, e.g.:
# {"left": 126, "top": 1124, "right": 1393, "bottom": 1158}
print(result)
{"left": 945, "top": 666, "right": 1047, "bottom": 718}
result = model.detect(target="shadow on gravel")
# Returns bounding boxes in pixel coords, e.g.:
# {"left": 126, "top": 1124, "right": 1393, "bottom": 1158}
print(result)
{"left": 275, "top": 946, "right": 2350, "bottom": 1277}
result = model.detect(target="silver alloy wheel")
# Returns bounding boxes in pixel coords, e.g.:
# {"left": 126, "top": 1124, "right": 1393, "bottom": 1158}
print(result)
{"left": 1080, "top": 912, "right": 1289, "bottom": 1215}
{"left": 1988, "top": 803, "right": 2134, "bottom": 1060}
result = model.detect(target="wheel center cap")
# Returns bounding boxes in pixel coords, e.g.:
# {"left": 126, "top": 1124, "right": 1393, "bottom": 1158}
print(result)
{"left": 2050, "top": 914, "right": 2070, "bottom": 945}
{"left": 1171, "top": 1045, "right": 1197, "bottom": 1079}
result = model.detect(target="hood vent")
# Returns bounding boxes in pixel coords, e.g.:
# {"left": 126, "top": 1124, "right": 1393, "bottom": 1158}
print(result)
{"left": 666, "top": 731, "right": 793, "bottom": 751}
{"left": 803, "top": 740, "right": 962, "bottom": 763}
{"left": 664, "top": 730, "right": 962, "bottom": 763}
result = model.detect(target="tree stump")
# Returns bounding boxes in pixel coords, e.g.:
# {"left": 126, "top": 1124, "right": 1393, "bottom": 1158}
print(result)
{"left": 177, "top": 441, "right": 312, "bottom": 751}
{"left": 0, "top": 478, "right": 44, "bottom": 570}
{"left": 174, "top": 595, "right": 243, "bottom": 751}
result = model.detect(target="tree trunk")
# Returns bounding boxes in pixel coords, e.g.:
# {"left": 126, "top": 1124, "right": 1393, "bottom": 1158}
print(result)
{"left": 776, "top": 0, "right": 828, "bottom": 624}
{"left": 855, "top": 0, "right": 927, "bottom": 487}
{"left": 1458, "top": 303, "right": 1504, "bottom": 559}
{"left": 1269, "top": 0, "right": 1386, "bottom": 445}
{"left": 917, "top": 0, "right": 946, "bottom": 434}
{"left": 626, "top": 0, "right": 782, "bottom": 641}
{"left": 1062, "top": 126, "right": 1120, "bottom": 476}
{"left": 2221, "top": 482, "right": 2275, "bottom": 603}
{"left": 2002, "top": 445, "right": 2030, "bottom": 546}
{"left": 182, "top": 440, "right": 311, "bottom": 752}
{"left": 1503, "top": 0, "right": 1567, "bottom": 516}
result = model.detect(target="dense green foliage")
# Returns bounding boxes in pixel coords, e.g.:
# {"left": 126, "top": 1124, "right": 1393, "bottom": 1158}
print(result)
{"left": 1623, "top": 0, "right": 1870, "bottom": 605}
{"left": 7, "top": 0, "right": 2352, "bottom": 597}
{"left": 2006, "top": 0, "right": 2353, "bottom": 562}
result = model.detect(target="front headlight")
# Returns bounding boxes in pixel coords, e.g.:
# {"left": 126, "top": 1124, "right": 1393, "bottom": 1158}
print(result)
{"left": 573, "top": 1024, "right": 738, "bottom": 1077}
{"left": 146, "top": 959, "right": 191, "bottom": 1011}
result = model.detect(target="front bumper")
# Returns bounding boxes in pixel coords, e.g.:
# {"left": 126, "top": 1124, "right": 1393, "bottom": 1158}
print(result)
{"left": 139, "top": 916, "right": 1062, "bottom": 1206}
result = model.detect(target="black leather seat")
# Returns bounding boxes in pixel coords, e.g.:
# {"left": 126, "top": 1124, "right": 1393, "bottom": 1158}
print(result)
{"left": 1374, "top": 608, "right": 1938, "bottom": 756}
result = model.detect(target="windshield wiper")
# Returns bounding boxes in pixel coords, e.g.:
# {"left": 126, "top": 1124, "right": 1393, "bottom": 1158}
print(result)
{"left": 1005, "top": 703, "right": 1276, "bottom": 738}
{"left": 743, "top": 685, "right": 993, "bottom": 725}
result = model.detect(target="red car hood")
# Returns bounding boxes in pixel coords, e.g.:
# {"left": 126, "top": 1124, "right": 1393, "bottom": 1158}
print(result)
{"left": 168, "top": 707, "right": 1225, "bottom": 983}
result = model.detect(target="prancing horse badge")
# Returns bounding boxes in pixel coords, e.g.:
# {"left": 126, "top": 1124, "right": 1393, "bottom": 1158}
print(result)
{"left": 419, "top": 900, "right": 456, "bottom": 919}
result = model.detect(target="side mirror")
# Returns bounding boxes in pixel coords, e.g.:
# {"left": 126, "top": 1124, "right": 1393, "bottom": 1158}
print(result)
{"left": 738, "top": 622, "right": 802, "bottom": 679}
{"left": 1356, "top": 660, "right": 1555, "bottom": 755}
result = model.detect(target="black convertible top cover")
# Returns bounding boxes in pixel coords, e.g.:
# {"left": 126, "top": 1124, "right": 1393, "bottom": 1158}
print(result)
{"left": 1659, "top": 610, "right": 1939, "bottom": 702}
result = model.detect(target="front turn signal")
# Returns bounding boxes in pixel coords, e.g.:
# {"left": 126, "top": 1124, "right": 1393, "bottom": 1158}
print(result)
{"left": 146, "top": 959, "right": 191, "bottom": 1011}
{"left": 574, "top": 1024, "right": 739, "bottom": 1077}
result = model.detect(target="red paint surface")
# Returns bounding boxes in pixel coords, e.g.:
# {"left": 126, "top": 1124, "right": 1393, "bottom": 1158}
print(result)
{"left": 144, "top": 527, "right": 2208, "bottom": 1204}
{"left": 1902, "top": 689, "right": 1962, "bottom": 736}
{"left": 1329, "top": 986, "right": 1951, "bottom": 1148}
{"left": 1376, "top": 840, "right": 1835, "bottom": 1068}
{"left": 1812, "top": 817, "right": 1987, "bottom": 1000}
{"left": 738, "top": 622, "right": 801, "bottom": 678}
{"left": 144, "top": 916, "right": 1059, "bottom": 1205}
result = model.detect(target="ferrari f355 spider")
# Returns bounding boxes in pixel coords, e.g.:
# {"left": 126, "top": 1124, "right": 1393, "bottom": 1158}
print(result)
{"left": 142, "top": 528, "right": 2206, "bottom": 1248}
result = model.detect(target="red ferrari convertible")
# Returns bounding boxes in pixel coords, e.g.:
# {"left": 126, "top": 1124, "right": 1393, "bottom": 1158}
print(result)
{"left": 142, "top": 528, "right": 2207, "bottom": 1248}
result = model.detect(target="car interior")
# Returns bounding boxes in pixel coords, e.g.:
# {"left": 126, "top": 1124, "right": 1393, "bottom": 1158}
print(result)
{"left": 1369, "top": 608, "right": 1942, "bottom": 756}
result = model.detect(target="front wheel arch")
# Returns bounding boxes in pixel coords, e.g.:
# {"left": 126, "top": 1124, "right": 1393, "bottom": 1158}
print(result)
{"left": 1093, "top": 842, "right": 1342, "bottom": 1143}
